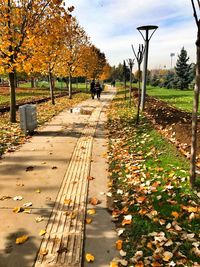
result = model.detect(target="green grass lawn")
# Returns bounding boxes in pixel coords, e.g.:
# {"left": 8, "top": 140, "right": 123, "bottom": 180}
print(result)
{"left": 107, "top": 87, "right": 200, "bottom": 266}
{"left": 132, "top": 83, "right": 197, "bottom": 113}
{"left": 0, "top": 82, "right": 88, "bottom": 106}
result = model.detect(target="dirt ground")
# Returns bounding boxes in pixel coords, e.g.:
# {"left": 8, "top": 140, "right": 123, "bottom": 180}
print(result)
{"left": 133, "top": 89, "right": 200, "bottom": 162}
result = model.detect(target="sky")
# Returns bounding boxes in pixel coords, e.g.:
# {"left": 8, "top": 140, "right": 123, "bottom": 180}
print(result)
{"left": 67, "top": 0, "right": 197, "bottom": 71}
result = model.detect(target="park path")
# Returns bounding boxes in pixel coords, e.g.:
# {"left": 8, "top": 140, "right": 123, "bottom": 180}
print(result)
{"left": 0, "top": 87, "right": 118, "bottom": 267}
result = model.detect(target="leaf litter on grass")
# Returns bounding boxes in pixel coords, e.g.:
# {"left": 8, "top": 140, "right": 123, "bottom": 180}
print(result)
{"left": 107, "top": 89, "right": 200, "bottom": 266}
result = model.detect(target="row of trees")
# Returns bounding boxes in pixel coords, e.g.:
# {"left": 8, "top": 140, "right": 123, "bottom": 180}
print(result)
{"left": 0, "top": 0, "right": 111, "bottom": 122}
{"left": 109, "top": 47, "right": 195, "bottom": 91}
{"left": 149, "top": 47, "right": 195, "bottom": 90}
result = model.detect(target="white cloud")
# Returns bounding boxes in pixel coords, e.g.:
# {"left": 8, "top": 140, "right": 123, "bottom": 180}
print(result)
{"left": 67, "top": 0, "right": 197, "bottom": 69}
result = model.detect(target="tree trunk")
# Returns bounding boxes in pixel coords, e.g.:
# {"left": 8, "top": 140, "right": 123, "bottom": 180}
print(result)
{"left": 9, "top": 72, "right": 16, "bottom": 122}
{"left": 49, "top": 71, "right": 55, "bottom": 105}
{"left": 190, "top": 29, "right": 200, "bottom": 186}
{"left": 68, "top": 74, "right": 72, "bottom": 99}
{"left": 31, "top": 77, "right": 35, "bottom": 88}
{"left": 85, "top": 78, "right": 88, "bottom": 92}
{"left": 15, "top": 71, "right": 18, "bottom": 88}
{"left": 129, "top": 68, "right": 132, "bottom": 106}
{"left": 65, "top": 78, "right": 68, "bottom": 90}
{"left": 136, "top": 65, "right": 141, "bottom": 125}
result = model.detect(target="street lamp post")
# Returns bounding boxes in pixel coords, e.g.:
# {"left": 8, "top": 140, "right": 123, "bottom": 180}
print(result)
{"left": 170, "top": 53, "right": 175, "bottom": 69}
{"left": 123, "top": 60, "right": 127, "bottom": 100}
{"left": 137, "top": 25, "right": 158, "bottom": 111}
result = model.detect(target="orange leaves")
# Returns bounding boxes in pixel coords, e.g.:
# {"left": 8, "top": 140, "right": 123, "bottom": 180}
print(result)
{"left": 152, "top": 262, "right": 161, "bottom": 267}
{"left": 39, "top": 249, "right": 49, "bottom": 256}
{"left": 182, "top": 205, "right": 199, "bottom": 213}
{"left": 122, "top": 215, "right": 132, "bottom": 226}
{"left": 86, "top": 218, "right": 92, "bottom": 224}
{"left": 121, "top": 219, "right": 131, "bottom": 226}
{"left": 136, "top": 196, "right": 146, "bottom": 204}
{"left": 87, "top": 176, "right": 95, "bottom": 181}
{"left": 16, "top": 235, "right": 29, "bottom": 244}
{"left": 85, "top": 253, "right": 94, "bottom": 263}
{"left": 116, "top": 240, "right": 123, "bottom": 250}
{"left": 89, "top": 197, "right": 100, "bottom": 206}
{"left": 64, "top": 199, "right": 72, "bottom": 205}
{"left": 135, "top": 262, "right": 144, "bottom": 267}
{"left": 171, "top": 211, "right": 179, "bottom": 219}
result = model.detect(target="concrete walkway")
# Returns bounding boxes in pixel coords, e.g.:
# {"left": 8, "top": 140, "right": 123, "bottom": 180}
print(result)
{"left": 0, "top": 87, "right": 118, "bottom": 267}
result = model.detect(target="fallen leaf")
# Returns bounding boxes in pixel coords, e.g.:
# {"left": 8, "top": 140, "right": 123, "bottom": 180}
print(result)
{"left": 23, "top": 202, "right": 32, "bottom": 207}
{"left": 171, "top": 211, "right": 179, "bottom": 219}
{"left": 13, "top": 196, "right": 23, "bottom": 201}
{"left": 152, "top": 262, "right": 161, "bottom": 267}
{"left": 110, "top": 262, "right": 118, "bottom": 267}
{"left": 164, "top": 239, "right": 173, "bottom": 247}
{"left": 39, "top": 249, "right": 48, "bottom": 256}
{"left": 116, "top": 240, "right": 123, "bottom": 250}
{"left": 86, "top": 218, "right": 92, "bottom": 224}
{"left": 35, "top": 216, "right": 44, "bottom": 223}
{"left": 122, "top": 219, "right": 131, "bottom": 226}
{"left": 163, "top": 251, "right": 173, "bottom": 262}
{"left": 87, "top": 209, "right": 96, "bottom": 215}
{"left": 85, "top": 253, "right": 95, "bottom": 262}
{"left": 90, "top": 197, "right": 100, "bottom": 205}
{"left": 23, "top": 209, "right": 31, "bottom": 214}
{"left": 70, "top": 212, "right": 77, "bottom": 219}
{"left": 16, "top": 235, "right": 29, "bottom": 244}
{"left": 136, "top": 196, "right": 146, "bottom": 203}
{"left": 135, "top": 262, "right": 144, "bottom": 267}
{"left": 64, "top": 199, "right": 72, "bottom": 205}
{"left": 87, "top": 176, "right": 95, "bottom": 181}
{"left": 119, "top": 249, "right": 127, "bottom": 257}
{"left": 39, "top": 229, "right": 46, "bottom": 236}
{"left": 188, "top": 206, "right": 198, "bottom": 213}
{"left": 35, "top": 189, "right": 41, "bottom": 193}
{"left": 13, "top": 206, "right": 24, "bottom": 213}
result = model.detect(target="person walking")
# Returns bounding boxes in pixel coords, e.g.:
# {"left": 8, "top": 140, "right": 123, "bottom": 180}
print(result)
{"left": 95, "top": 81, "right": 102, "bottom": 100}
{"left": 90, "top": 79, "right": 96, "bottom": 99}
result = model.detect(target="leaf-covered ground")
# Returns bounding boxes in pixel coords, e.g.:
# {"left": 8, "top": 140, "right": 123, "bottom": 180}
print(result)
{"left": 107, "top": 90, "right": 200, "bottom": 266}
{"left": 132, "top": 90, "right": 200, "bottom": 165}
{"left": 0, "top": 93, "right": 89, "bottom": 156}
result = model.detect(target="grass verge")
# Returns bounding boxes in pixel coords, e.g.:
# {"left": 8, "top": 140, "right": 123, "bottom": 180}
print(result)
{"left": 107, "top": 88, "right": 200, "bottom": 266}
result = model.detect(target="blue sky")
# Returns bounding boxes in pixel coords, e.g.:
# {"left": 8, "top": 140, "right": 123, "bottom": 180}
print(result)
{"left": 67, "top": 0, "right": 196, "bottom": 70}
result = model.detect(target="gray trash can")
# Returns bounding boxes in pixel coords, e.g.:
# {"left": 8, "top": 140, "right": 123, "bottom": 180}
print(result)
{"left": 19, "top": 104, "right": 37, "bottom": 134}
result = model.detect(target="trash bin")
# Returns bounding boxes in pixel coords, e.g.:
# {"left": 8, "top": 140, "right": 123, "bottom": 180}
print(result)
{"left": 19, "top": 104, "right": 37, "bottom": 134}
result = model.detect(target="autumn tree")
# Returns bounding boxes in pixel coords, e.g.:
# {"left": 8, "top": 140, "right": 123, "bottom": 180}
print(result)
{"left": 58, "top": 17, "right": 89, "bottom": 99}
{"left": 26, "top": 11, "right": 72, "bottom": 104}
{"left": 0, "top": 0, "right": 73, "bottom": 122}
{"left": 99, "top": 63, "right": 111, "bottom": 81}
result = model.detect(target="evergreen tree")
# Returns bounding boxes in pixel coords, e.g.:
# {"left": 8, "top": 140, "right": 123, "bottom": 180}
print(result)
{"left": 174, "top": 47, "right": 193, "bottom": 90}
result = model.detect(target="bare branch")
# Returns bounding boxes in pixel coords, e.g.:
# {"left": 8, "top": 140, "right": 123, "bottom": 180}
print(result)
{"left": 191, "top": 0, "right": 199, "bottom": 27}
